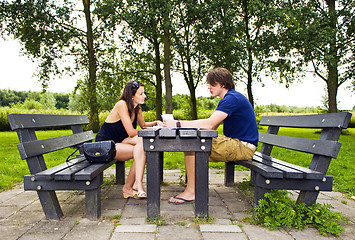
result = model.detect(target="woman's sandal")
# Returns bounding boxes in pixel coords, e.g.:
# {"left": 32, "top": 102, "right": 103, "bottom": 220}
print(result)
{"left": 123, "top": 191, "right": 137, "bottom": 199}
{"left": 136, "top": 190, "right": 147, "bottom": 199}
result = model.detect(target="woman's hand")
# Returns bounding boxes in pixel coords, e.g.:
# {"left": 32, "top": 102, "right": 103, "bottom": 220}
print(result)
{"left": 154, "top": 120, "right": 163, "bottom": 126}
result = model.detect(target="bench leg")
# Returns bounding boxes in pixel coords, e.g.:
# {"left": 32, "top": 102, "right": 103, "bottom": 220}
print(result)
{"left": 296, "top": 190, "right": 319, "bottom": 206}
{"left": 253, "top": 186, "right": 270, "bottom": 214}
{"left": 224, "top": 161, "right": 235, "bottom": 187}
{"left": 116, "top": 161, "right": 125, "bottom": 185}
{"left": 85, "top": 188, "right": 101, "bottom": 219}
{"left": 38, "top": 190, "right": 64, "bottom": 220}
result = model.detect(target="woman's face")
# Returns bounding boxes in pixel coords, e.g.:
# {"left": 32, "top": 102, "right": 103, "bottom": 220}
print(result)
{"left": 132, "top": 86, "right": 146, "bottom": 105}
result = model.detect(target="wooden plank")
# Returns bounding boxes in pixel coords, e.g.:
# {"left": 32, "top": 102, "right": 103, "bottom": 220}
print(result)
{"left": 34, "top": 156, "right": 86, "bottom": 181}
{"left": 17, "top": 131, "right": 94, "bottom": 159}
{"left": 253, "top": 174, "right": 333, "bottom": 191}
{"left": 236, "top": 160, "right": 284, "bottom": 178}
{"left": 259, "top": 112, "right": 351, "bottom": 129}
{"left": 254, "top": 152, "right": 325, "bottom": 180}
{"left": 54, "top": 161, "right": 92, "bottom": 181}
{"left": 24, "top": 175, "right": 100, "bottom": 191}
{"left": 259, "top": 132, "right": 341, "bottom": 158}
{"left": 74, "top": 160, "right": 117, "bottom": 181}
{"left": 252, "top": 154, "right": 304, "bottom": 179}
{"left": 8, "top": 113, "right": 89, "bottom": 130}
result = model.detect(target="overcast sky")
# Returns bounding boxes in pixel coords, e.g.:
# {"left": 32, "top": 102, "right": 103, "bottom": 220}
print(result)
{"left": 1, "top": 39, "right": 354, "bottom": 110}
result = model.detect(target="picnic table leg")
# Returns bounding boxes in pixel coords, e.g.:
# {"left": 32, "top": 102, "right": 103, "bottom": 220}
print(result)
{"left": 195, "top": 152, "right": 209, "bottom": 219}
{"left": 146, "top": 151, "right": 161, "bottom": 219}
{"left": 159, "top": 152, "right": 164, "bottom": 183}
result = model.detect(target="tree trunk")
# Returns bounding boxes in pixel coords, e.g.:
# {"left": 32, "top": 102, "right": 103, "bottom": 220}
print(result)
{"left": 243, "top": 0, "right": 254, "bottom": 108}
{"left": 164, "top": 25, "right": 173, "bottom": 114}
{"left": 326, "top": 0, "right": 338, "bottom": 113}
{"left": 153, "top": 38, "right": 163, "bottom": 120}
{"left": 82, "top": 0, "right": 99, "bottom": 132}
{"left": 187, "top": 59, "right": 198, "bottom": 120}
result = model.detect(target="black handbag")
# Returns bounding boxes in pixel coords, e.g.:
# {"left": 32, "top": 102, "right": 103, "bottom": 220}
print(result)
{"left": 83, "top": 140, "right": 116, "bottom": 163}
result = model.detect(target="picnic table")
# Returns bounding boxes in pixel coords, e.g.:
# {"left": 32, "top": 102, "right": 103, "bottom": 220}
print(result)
{"left": 138, "top": 127, "right": 218, "bottom": 219}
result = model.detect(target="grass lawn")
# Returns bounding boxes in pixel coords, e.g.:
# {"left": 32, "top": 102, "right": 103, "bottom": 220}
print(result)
{"left": 1, "top": 127, "right": 354, "bottom": 197}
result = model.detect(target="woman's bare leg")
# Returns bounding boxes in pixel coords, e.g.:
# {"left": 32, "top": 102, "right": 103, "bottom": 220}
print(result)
{"left": 118, "top": 136, "right": 146, "bottom": 194}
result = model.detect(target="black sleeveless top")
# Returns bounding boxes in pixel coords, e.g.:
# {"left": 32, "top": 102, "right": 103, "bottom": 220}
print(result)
{"left": 95, "top": 114, "right": 138, "bottom": 143}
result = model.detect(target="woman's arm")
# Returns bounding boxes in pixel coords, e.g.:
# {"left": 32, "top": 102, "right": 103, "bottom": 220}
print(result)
{"left": 137, "top": 109, "right": 162, "bottom": 128}
{"left": 116, "top": 100, "right": 138, "bottom": 137}
{"left": 164, "top": 110, "right": 227, "bottom": 130}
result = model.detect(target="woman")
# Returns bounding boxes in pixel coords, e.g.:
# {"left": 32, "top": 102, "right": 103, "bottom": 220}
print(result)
{"left": 96, "top": 80, "right": 161, "bottom": 199}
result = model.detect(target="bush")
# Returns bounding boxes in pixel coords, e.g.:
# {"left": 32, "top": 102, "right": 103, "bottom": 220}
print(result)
{"left": 253, "top": 190, "right": 347, "bottom": 236}
{"left": 142, "top": 110, "right": 156, "bottom": 122}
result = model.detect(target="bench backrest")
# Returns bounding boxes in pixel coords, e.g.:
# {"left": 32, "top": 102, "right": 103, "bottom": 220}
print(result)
{"left": 8, "top": 113, "right": 94, "bottom": 175}
{"left": 258, "top": 112, "right": 351, "bottom": 174}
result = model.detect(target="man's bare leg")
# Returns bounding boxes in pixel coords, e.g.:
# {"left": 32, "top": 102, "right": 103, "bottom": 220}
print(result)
{"left": 168, "top": 152, "right": 195, "bottom": 203}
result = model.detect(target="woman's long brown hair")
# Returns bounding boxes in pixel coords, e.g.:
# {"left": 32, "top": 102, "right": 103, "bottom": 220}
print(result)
{"left": 119, "top": 80, "right": 143, "bottom": 117}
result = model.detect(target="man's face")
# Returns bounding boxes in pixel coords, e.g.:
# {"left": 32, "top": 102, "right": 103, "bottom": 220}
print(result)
{"left": 208, "top": 82, "right": 223, "bottom": 97}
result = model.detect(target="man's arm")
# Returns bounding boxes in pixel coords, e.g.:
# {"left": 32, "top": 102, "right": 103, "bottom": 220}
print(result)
{"left": 164, "top": 110, "right": 228, "bottom": 130}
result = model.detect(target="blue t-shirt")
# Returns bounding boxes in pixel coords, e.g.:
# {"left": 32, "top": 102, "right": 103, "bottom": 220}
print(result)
{"left": 216, "top": 89, "right": 258, "bottom": 146}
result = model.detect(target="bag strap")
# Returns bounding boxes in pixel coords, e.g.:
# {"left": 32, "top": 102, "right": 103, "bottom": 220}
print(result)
{"left": 66, "top": 144, "right": 83, "bottom": 162}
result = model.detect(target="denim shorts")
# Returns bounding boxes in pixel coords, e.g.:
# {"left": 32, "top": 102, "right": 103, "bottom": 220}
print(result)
{"left": 209, "top": 135, "right": 255, "bottom": 162}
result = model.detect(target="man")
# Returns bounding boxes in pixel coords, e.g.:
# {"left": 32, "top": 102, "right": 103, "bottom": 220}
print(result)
{"left": 164, "top": 67, "right": 258, "bottom": 204}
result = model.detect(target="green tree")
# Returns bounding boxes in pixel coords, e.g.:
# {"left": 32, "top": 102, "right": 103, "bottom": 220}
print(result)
{"left": 279, "top": 0, "right": 354, "bottom": 112}
{"left": 98, "top": 0, "right": 167, "bottom": 119}
{"left": 0, "top": 0, "right": 119, "bottom": 131}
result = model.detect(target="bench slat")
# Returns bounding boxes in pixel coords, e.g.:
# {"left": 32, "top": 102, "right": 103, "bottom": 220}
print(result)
{"left": 259, "top": 112, "right": 351, "bottom": 129}
{"left": 54, "top": 160, "right": 92, "bottom": 181}
{"left": 254, "top": 152, "right": 325, "bottom": 180}
{"left": 17, "top": 131, "right": 94, "bottom": 159}
{"left": 34, "top": 156, "right": 86, "bottom": 180}
{"left": 8, "top": 113, "right": 90, "bottom": 130}
{"left": 74, "top": 160, "right": 117, "bottom": 181}
{"left": 259, "top": 132, "right": 341, "bottom": 158}
{"left": 237, "top": 160, "right": 284, "bottom": 178}
{"left": 252, "top": 154, "right": 304, "bottom": 179}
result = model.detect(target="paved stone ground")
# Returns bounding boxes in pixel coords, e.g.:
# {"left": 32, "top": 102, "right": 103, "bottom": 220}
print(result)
{"left": 0, "top": 168, "right": 354, "bottom": 240}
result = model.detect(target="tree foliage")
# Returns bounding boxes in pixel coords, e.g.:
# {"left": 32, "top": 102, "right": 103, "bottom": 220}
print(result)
{"left": 278, "top": 0, "right": 354, "bottom": 112}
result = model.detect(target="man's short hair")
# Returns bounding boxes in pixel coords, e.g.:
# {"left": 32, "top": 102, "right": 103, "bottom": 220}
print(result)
{"left": 206, "top": 67, "right": 235, "bottom": 90}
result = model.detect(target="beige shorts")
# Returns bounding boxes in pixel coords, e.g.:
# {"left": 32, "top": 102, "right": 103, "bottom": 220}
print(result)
{"left": 209, "top": 135, "right": 256, "bottom": 162}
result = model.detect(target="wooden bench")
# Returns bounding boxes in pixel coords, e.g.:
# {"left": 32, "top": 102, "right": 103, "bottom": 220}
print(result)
{"left": 224, "top": 112, "right": 352, "bottom": 209}
{"left": 8, "top": 113, "right": 126, "bottom": 220}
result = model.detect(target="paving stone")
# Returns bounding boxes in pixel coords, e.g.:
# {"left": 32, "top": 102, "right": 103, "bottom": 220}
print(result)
{"left": 202, "top": 232, "right": 248, "bottom": 240}
{"left": 0, "top": 188, "right": 24, "bottom": 204}
{"left": 156, "top": 225, "right": 201, "bottom": 240}
{"left": 119, "top": 217, "right": 147, "bottom": 225}
{"left": 115, "top": 224, "right": 157, "bottom": 233}
{"left": 111, "top": 232, "right": 156, "bottom": 240}
{"left": 63, "top": 218, "right": 114, "bottom": 240}
{"left": 7, "top": 207, "right": 44, "bottom": 226}
{"left": 200, "top": 224, "right": 242, "bottom": 232}
{"left": 101, "top": 198, "right": 126, "bottom": 210}
{"left": 0, "top": 223, "right": 33, "bottom": 240}
{"left": 288, "top": 226, "right": 337, "bottom": 240}
{"left": 242, "top": 224, "right": 294, "bottom": 240}
{"left": 209, "top": 205, "right": 233, "bottom": 219}
{"left": 0, "top": 205, "right": 18, "bottom": 219}
{"left": 121, "top": 203, "right": 147, "bottom": 219}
